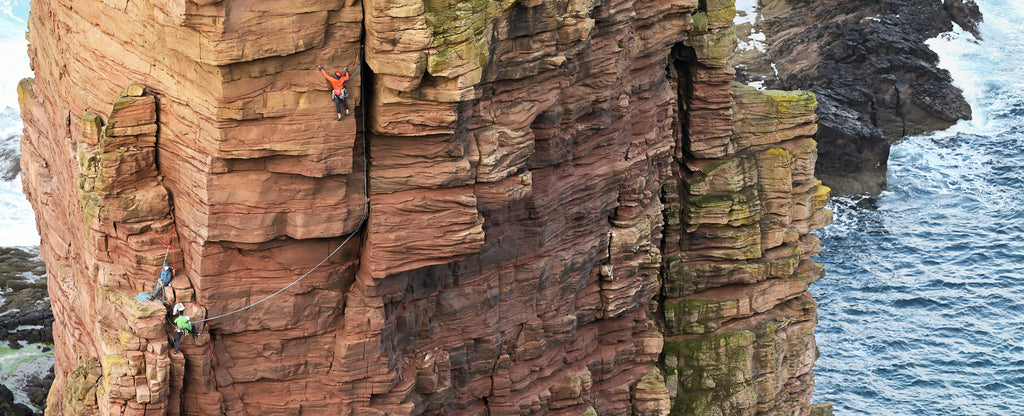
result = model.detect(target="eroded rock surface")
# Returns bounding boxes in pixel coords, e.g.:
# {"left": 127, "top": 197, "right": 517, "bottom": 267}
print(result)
{"left": 20, "top": 0, "right": 830, "bottom": 414}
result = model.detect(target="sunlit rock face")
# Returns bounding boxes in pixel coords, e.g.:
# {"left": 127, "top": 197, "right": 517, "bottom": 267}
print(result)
{"left": 19, "top": 0, "right": 829, "bottom": 414}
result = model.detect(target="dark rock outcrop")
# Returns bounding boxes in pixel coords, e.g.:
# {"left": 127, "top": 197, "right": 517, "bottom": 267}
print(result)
{"left": 0, "top": 108, "right": 22, "bottom": 181}
{"left": 0, "top": 248, "right": 52, "bottom": 348}
{"left": 739, "top": 0, "right": 981, "bottom": 195}
{"left": 23, "top": 366, "right": 55, "bottom": 412}
{"left": 0, "top": 384, "right": 33, "bottom": 416}
{"left": 0, "top": 136, "right": 19, "bottom": 181}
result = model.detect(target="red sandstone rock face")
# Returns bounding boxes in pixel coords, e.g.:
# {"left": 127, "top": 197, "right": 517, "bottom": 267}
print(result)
{"left": 19, "top": 0, "right": 829, "bottom": 415}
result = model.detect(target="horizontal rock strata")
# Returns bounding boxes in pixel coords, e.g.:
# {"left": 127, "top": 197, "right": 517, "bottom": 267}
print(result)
{"left": 19, "top": 0, "right": 831, "bottom": 414}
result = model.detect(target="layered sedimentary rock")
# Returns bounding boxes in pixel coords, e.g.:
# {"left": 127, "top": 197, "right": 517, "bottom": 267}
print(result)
{"left": 20, "top": 0, "right": 829, "bottom": 415}
{"left": 734, "top": 0, "right": 981, "bottom": 195}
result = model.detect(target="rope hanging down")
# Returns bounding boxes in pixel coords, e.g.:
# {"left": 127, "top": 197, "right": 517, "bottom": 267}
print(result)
{"left": 155, "top": 226, "right": 176, "bottom": 265}
{"left": 193, "top": 51, "right": 370, "bottom": 325}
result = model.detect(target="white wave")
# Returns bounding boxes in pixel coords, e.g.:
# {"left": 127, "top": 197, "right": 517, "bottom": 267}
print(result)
{"left": 0, "top": 0, "right": 29, "bottom": 112}
{"left": 0, "top": 174, "right": 37, "bottom": 247}
{"left": 0, "top": 37, "right": 29, "bottom": 112}
{"left": 926, "top": 0, "right": 1024, "bottom": 131}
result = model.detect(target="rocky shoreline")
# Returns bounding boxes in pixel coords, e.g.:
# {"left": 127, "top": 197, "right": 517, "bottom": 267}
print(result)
{"left": 0, "top": 247, "right": 54, "bottom": 414}
{"left": 735, "top": 0, "right": 983, "bottom": 195}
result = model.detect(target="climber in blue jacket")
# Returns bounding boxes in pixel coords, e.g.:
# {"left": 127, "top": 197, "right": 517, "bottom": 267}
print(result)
{"left": 143, "top": 262, "right": 174, "bottom": 302}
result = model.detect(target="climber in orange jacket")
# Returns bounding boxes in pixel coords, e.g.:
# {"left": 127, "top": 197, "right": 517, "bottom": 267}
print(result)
{"left": 319, "top": 65, "right": 351, "bottom": 121}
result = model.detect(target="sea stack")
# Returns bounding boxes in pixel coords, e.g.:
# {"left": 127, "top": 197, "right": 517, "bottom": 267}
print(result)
{"left": 19, "top": 0, "right": 832, "bottom": 414}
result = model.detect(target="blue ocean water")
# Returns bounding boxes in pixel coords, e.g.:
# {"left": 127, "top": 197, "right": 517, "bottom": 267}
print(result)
{"left": 811, "top": 0, "right": 1024, "bottom": 414}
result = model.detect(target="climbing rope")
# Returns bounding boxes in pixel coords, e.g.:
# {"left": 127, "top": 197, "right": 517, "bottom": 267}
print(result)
{"left": 155, "top": 226, "right": 176, "bottom": 264}
{"left": 192, "top": 51, "right": 370, "bottom": 325}
{"left": 209, "top": 336, "right": 216, "bottom": 390}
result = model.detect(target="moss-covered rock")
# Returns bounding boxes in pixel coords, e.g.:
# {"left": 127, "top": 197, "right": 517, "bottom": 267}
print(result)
{"left": 663, "top": 298, "right": 733, "bottom": 335}
{"left": 701, "top": 0, "right": 737, "bottom": 29}
{"left": 423, "top": 0, "right": 516, "bottom": 80}
{"left": 58, "top": 358, "right": 101, "bottom": 416}
{"left": 810, "top": 402, "right": 834, "bottom": 416}
{"left": 664, "top": 330, "right": 757, "bottom": 415}
{"left": 632, "top": 369, "right": 671, "bottom": 415}
{"left": 684, "top": 0, "right": 737, "bottom": 69}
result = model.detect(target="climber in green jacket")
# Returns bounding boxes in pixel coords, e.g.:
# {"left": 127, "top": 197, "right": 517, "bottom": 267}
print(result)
{"left": 172, "top": 311, "right": 194, "bottom": 354}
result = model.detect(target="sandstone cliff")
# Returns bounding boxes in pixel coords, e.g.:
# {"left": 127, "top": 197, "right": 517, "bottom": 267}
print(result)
{"left": 19, "top": 0, "right": 830, "bottom": 414}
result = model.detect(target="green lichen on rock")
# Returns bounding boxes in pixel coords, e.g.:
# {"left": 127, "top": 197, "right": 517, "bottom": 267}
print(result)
{"left": 685, "top": 0, "right": 736, "bottom": 67}
{"left": 682, "top": 156, "right": 764, "bottom": 230}
{"left": 422, "top": 0, "right": 516, "bottom": 79}
{"left": 761, "top": 89, "right": 817, "bottom": 117}
{"left": 758, "top": 147, "right": 795, "bottom": 167}
{"left": 660, "top": 255, "right": 688, "bottom": 296}
{"left": 812, "top": 180, "right": 831, "bottom": 210}
{"left": 59, "top": 357, "right": 101, "bottom": 416}
{"left": 691, "top": 11, "right": 708, "bottom": 32}
{"left": 16, "top": 78, "right": 34, "bottom": 112}
{"left": 811, "top": 402, "right": 835, "bottom": 416}
{"left": 632, "top": 368, "right": 671, "bottom": 415}
{"left": 77, "top": 190, "right": 104, "bottom": 228}
{"left": 97, "top": 286, "right": 163, "bottom": 320}
{"left": 664, "top": 330, "right": 757, "bottom": 415}
{"left": 101, "top": 354, "right": 129, "bottom": 378}
{"left": 688, "top": 156, "right": 756, "bottom": 195}
{"left": 82, "top": 110, "right": 103, "bottom": 144}
{"left": 731, "top": 82, "right": 817, "bottom": 119}
{"left": 663, "top": 298, "right": 735, "bottom": 335}
{"left": 700, "top": 0, "right": 737, "bottom": 29}
{"left": 684, "top": 188, "right": 760, "bottom": 226}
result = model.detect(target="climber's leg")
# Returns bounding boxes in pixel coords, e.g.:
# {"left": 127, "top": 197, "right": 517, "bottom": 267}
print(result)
{"left": 173, "top": 330, "right": 183, "bottom": 354}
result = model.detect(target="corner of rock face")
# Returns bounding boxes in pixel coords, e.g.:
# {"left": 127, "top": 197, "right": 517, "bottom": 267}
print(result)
{"left": 22, "top": 0, "right": 830, "bottom": 414}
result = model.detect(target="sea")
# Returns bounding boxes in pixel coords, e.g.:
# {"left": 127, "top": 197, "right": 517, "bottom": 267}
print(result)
{"left": 0, "top": 0, "right": 1021, "bottom": 414}
{"left": 811, "top": 0, "right": 1024, "bottom": 414}
{"left": 0, "top": 0, "right": 33, "bottom": 248}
